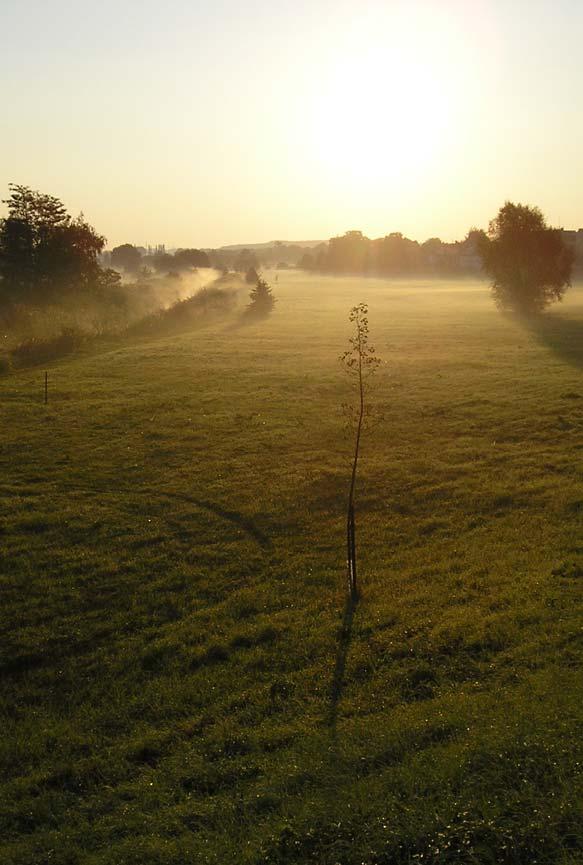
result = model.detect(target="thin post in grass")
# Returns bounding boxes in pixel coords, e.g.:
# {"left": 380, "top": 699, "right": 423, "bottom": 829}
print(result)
{"left": 44, "top": 371, "right": 48, "bottom": 405}
{"left": 340, "top": 303, "right": 381, "bottom": 600}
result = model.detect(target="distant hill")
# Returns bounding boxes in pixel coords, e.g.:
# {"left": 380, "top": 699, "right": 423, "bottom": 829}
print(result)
{"left": 218, "top": 240, "right": 324, "bottom": 251}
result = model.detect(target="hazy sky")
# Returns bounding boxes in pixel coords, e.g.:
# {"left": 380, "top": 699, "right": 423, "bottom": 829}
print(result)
{"left": 1, "top": 0, "right": 582, "bottom": 248}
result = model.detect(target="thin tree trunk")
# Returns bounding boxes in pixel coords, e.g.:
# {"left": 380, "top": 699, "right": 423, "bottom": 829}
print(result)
{"left": 346, "top": 505, "right": 354, "bottom": 595}
{"left": 349, "top": 503, "right": 356, "bottom": 596}
{"left": 346, "top": 327, "right": 364, "bottom": 599}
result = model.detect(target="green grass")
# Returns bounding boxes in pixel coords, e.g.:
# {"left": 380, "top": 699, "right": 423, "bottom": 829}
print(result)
{"left": 1, "top": 272, "right": 582, "bottom": 864}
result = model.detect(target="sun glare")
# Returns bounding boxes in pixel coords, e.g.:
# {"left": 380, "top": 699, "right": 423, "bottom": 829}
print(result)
{"left": 308, "top": 7, "right": 466, "bottom": 197}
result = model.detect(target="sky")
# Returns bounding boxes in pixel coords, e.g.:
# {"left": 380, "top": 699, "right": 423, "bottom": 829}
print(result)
{"left": 1, "top": 0, "right": 582, "bottom": 249}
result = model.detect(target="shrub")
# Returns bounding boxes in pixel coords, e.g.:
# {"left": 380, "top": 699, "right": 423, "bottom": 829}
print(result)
{"left": 245, "top": 276, "right": 276, "bottom": 319}
{"left": 11, "top": 327, "right": 84, "bottom": 368}
{"left": 128, "top": 285, "right": 237, "bottom": 337}
{"left": 0, "top": 354, "right": 11, "bottom": 374}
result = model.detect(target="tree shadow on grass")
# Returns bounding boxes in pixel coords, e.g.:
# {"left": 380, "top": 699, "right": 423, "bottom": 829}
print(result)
{"left": 327, "top": 592, "right": 358, "bottom": 732}
{"left": 156, "top": 490, "right": 271, "bottom": 549}
{"left": 526, "top": 312, "right": 583, "bottom": 370}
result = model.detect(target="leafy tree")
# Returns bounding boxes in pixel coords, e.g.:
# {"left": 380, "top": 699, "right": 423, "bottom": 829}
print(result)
{"left": 111, "top": 243, "right": 142, "bottom": 273}
{"left": 477, "top": 202, "right": 574, "bottom": 313}
{"left": 234, "top": 248, "right": 259, "bottom": 272}
{"left": 340, "top": 303, "right": 381, "bottom": 600}
{"left": 327, "top": 231, "right": 370, "bottom": 273}
{"left": 372, "top": 232, "right": 421, "bottom": 274}
{"left": 246, "top": 276, "right": 275, "bottom": 318}
{"left": 0, "top": 215, "right": 35, "bottom": 299}
{"left": 96, "top": 267, "right": 124, "bottom": 304}
{"left": 0, "top": 184, "right": 105, "bottom": 304}
{"left": 150, "top": 252, "right": 175, "bottom": 274}
{"left": 173, "top": 248, "right": 211, "bottom": 270}
{"left": 3, "top": 184, "right": 68, "bottom": 232}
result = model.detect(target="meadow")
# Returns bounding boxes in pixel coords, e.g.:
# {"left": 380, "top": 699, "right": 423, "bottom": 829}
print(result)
{"left": 0, "top": 271, "right": 582, "bottom": 864}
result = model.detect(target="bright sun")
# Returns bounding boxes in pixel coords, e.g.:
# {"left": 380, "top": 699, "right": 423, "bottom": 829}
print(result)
{"left": 307, "top": 7, "right": 465, "bottom": 197}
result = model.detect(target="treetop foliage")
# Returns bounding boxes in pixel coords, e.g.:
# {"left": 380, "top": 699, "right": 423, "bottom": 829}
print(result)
{"left": 173, "top": 248, "right": 211, "bottom": 270}
{"left": 477, "top": 202, "right": 574, "bottom": 313}
{"left": 340, "top": 303, "right": 381, "bottom": 380}
{"left": 0, "top": 184, "right": 105, "bottom": 304}
{"left": 4, "top": 184, "right": 69, "bottom": 232}
{"left": 111, "top": 243, "right": 142, "bottom": 273}
{"left": 300, "top": 230, "right": 482, "bottom": 277}
{"left": 110, "top": 245, "right": 211, "bottom": 274}
{"left": 246, "top": 275, "right": 275, "bottom": 318}
{"left": 340, "top": 302, "right": 381, "bottom": 428}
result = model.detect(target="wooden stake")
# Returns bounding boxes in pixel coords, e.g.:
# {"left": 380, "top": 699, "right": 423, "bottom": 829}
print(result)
{"left": 44, "top": 371, "right": 48, "bottom": 405}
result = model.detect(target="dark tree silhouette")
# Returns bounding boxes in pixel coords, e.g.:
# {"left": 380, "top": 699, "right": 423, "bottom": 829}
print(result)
{"left": 245, "top": 266, "right": 259, "bottom": 284}
{"left": 150, "top": 252, "right": 175, "bottom": 273}
{"left": 298, "top": 252, "right": 315, "bottom": 270}
{"left": 477, "top": 202, "right": 574, "bottom": 314}
{"left": 111, "top": 243, "right": 142, "bottom": 273}
{"left": 246, "top": 276, "right": 275, "bottom": 318}
{"left": 340, "top": 303, "right": 380, "bottom": 600}
{"left": 173, "top": 248, "right": 211, "bottom": 270}
{"left": 0, "top": 184, "right": 105, "bottom": 304}
{"left": 234, "top": 248, "right": 259, "bottom": 273}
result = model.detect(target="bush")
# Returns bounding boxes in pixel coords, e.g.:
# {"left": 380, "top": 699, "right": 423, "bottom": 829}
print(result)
{"left": 244, "top": 277, "right": 276, "bottom": 319}
{"left": 0, "top": 354, "right": 11, "bottom": 374}
{"left": 11, "top": 327, "right": 84, "bottom": 368}
{"left": 128, "top": 285, "right": 237, "bottom": 337}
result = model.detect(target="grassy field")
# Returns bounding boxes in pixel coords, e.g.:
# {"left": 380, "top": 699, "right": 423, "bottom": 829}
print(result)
{"left": 1, "top": 271, "right": 582, "bottom": 864}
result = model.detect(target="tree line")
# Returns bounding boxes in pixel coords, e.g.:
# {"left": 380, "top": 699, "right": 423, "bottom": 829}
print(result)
{"left": 298, "top": 205, "right": 577, "bottom": 313}
{"left": 106, "top": 243, "right": 311, "bottom": 277}
{"left": 0, "top": 184, "right": 578, "bottom": 317}
{"left": 298, "top": 230, "right": 484, "bottom": 276}
{"left": 107, "top": 244, "right": 211, "bottom": 276}
{"left": 299, "top": 224, "right": 582, "bottom": 283}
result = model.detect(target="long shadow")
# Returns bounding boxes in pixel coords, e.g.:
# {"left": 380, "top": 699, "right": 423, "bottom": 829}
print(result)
{"left": 54, "top": 483, "right": 272, "bottom": 548}
{"left": 526, "top": 312, "right": 583, "bottom": 370}
{"left": 327, "top": 593, "right": 358, "bottom": 731}
{"left": 157, "top": 490, "right": 271, "bottom": 548}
